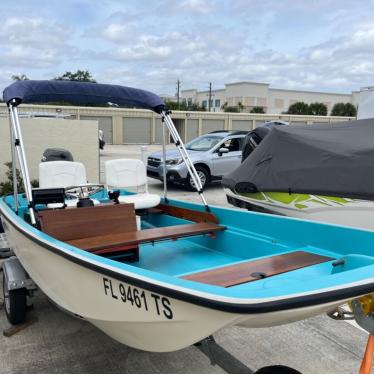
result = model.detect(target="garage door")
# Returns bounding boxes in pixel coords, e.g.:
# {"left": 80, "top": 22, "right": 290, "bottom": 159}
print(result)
{"left": 123, "top": 117, "right": 151, "bottom": 144}
{"left": 80, "top": 115, "right": 113, "bottom": 144}
{"left": 255, "top": 120, "right": 266, "bottom": 128}
{"left": 155, "top": 118, "right": 170, "bottom": 144}
{"left": 202, "top": 119, "right": 225, "bottom": 134}
{"left": 232, "top": 120, "right": 253, "bottom": 131}
{"left": 186, "top": 119, "right": 199, "bottom": 141}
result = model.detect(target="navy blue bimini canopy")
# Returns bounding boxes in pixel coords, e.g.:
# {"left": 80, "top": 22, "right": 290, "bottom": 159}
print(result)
{"left": 3, "top": 80, "right": 166, "bottom": 113}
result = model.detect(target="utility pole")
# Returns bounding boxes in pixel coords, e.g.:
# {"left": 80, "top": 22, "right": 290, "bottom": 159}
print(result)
{"left": 208, "top": 82, "right": 212, "bottom": 112}
{"left": 176, "top": 79, "right": 181, "bottom": 110}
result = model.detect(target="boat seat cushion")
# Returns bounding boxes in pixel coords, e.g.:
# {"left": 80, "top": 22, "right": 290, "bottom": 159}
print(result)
{"left": 118, "top": 193, "right": 160, "bottom": 210}
{"left": 105, "top": 159, "right": 160, "bottom": 209}
{"left": 106, "top": 159, "right": 147, "bottom": 189}
{"left": 39, "top": 161, "right": 87, "bottom": 188}
{"left": 39, "top": 161, "right": 101, "bottom": 209}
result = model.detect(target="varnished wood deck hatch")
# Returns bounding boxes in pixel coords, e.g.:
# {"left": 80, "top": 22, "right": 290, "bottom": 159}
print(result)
{"left": 181, "top": 251, "right": 335, "bottom": 287}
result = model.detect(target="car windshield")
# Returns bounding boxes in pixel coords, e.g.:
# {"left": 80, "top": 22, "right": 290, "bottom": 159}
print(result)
{"left": 186, "top": 135, "right": 223, "bottom": 151}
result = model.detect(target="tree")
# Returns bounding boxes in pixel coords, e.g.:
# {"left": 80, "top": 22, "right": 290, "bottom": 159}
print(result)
{"left": 250, "top": 106, "right": 265, "bottom": 114}
{"left": 287, "top": 101, "right": 309, "bottom": 115}
{"left": 331, "top": 102, "right": 357, "bottom": 117}
{"left": 55, "top": 70, "right": 96, "bottom": 82}
{"left": 11, "top": 74, "right": 29, "bottom": 81}
{"left": 189, "top": 103, "right": 206, "bottom": 111}
{"left": 308, "top": 102, "right": 327, "bottom": 116}
{"left": 223, "top": 106, "right": 240, "bottom": 113}
{"left": 164, "top": 100, "right": 205, "bottom": 111}
{"left": 237, "top": 101, "right": 244, "bottom": 113}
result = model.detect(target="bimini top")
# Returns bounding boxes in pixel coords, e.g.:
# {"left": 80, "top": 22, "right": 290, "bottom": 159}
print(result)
{"left": 3, "top": 80, "right": 166, "bottom": 113}
{"left": 223, "top": 118, "right": 374, "bottom": 201}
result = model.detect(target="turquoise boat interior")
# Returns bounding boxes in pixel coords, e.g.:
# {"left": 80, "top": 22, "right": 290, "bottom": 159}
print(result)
{"left": 2, "top": 188, "right": 374, "bottom": 303}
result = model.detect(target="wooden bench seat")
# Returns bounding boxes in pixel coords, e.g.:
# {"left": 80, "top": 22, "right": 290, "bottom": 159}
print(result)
{"left": 181, "top": 251, "right": 334, "bottom": 287}
{"left": 37, "top": 204, "right": 138, "bottom": 241}
{"left": 66, "top": 222, "right": 225, "bottom": 254}
{"left": 37, "top": 203, "right": 140, "bottom": 261}
{"left": 37, "top": 203, "right": 225, "bottom": 261}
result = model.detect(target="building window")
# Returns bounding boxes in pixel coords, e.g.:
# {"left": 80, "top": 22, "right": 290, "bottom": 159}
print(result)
{"left": 182, "top": 98, "right": 187, "bottom": 104}
{"left": 215, "top": 99, "right": 220, "bottom": 107}
{"left": 187, "top": 98, "right": 192, "bottom": 106}
{"left": 202, "top": 100, "right": 207, "bottom": 108}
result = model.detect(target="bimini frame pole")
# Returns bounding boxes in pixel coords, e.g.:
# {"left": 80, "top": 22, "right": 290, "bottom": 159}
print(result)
{"left": 161, "top": 117, "right": 168, "bottom": 203}
{"left": 8, "top": 107, "right": 18, "bottom": 213}
{"left": 8, "top": 101, "right": 36, "bottom": 225}
{"left": 161, "top": 111, "right": 209, "bottom": 210}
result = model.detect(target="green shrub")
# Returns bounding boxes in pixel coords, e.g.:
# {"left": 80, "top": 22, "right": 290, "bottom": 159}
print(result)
{"left": 0, "top": 162, "right": 38, "bottom": 196}
{"left": 250, "top": 106, "right": 265, "bottom": 113}
{"left": 331, "top": 102, "right": 357, "bottom": 117}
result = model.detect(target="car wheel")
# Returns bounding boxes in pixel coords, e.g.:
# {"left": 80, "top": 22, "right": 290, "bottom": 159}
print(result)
{"left": 254, "top": 366, "right": 302, "bottom": 374}
{"left": 185, "top": 166, "right": 209, "bottom": 191}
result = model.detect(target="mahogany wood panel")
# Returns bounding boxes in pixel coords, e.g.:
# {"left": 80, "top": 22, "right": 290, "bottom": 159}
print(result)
{"left": 155, "top": 203, "right": 219, "bottom": 224}
{"left": 181, "top": 251, "right": 334, "bottom": 287}
{"left": 66, "top": 222, "right": 225, "bottom": 251}
{"left": 38, "top": 204, "right": 137, "bottom": 241}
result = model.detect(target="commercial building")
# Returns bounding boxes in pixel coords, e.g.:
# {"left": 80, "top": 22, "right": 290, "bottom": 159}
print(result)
{"left": 0, "top": 103, "right": 354, "bottom": 146}
{"left": 181, "top": 81, "right": 359, "bottom": 114}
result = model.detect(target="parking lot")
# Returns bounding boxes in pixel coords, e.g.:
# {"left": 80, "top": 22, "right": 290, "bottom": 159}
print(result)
{"left": 0, "top": 145, "right": 369, "bottom": 374}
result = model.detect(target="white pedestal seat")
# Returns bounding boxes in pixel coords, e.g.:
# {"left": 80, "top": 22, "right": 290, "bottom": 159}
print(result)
{"left": 105, "top": 159, "right": 160, "bottom": 210}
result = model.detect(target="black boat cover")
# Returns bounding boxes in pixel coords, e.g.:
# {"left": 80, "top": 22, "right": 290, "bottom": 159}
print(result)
{"left": 222, "top": 118, "right": 374, "bottom": 200}
{"left": 3, "top": 80, "right": 165, "bottom": 113}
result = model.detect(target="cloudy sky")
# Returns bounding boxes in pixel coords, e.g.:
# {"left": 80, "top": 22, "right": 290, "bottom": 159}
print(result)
{"left": 1, "top": 0, "right": 374, "bottom": 95}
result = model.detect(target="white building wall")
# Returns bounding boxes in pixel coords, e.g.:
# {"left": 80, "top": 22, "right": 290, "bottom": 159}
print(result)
{"left": 181, "top": 81, "right": 356, "bottom": 114}
{"left": 268, "top": 89, "right": 352, "bottom": 114}
{"left": 195, "top": 89, "right": 225, "bottom": 111}
{"left": 0, "top": 118, "right": 99, "bottom": 183}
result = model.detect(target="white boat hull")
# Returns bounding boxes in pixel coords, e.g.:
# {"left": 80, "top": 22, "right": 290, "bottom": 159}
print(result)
{"left": 3, "top": 219, "right": 242, "bottom": 352}
{"left": 2, "top": 212, "right": 363, "bottom": 352}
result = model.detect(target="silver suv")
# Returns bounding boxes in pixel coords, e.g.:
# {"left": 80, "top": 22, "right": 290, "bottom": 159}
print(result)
{"left": 147, "top": 130, "right": 248, "bottom": 190}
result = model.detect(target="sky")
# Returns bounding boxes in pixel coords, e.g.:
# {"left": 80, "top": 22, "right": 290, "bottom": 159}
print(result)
{"left": 1, "top": 0, "right": 374, "bottom": 96}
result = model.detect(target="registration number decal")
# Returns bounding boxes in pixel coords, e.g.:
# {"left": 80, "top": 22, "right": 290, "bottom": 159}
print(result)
{"left": 102, "top": 277, "right": 173, "bottom": 320}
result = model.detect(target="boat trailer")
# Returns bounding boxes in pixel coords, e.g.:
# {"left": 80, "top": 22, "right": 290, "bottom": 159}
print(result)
{"left": 1, "top": 256, "right": 37, "bottom": 325}
{"left": 0, "top": 232, "right": 12, "bottom": 258}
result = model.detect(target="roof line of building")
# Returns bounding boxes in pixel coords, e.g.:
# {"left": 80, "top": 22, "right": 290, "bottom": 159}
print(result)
{"left": 181, "top": 89, "right": 226, "bottom": 93}
{"left": 225, "top": 81, "right": 269, "bottom": 86}
{"left": 270, "top": 88, "right": 352, "bottom": 96}
{"left": 181, "top": 81, "right": 355, "bottom": 97}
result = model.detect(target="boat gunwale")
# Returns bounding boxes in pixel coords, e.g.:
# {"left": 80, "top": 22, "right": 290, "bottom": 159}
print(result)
{"left": 1, "top": 197, "right": 374, "bottom": 315}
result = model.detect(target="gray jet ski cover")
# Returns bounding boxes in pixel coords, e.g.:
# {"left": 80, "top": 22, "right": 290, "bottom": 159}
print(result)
{"left": 222, "top": 118, "right": 374, "bottom": 200}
